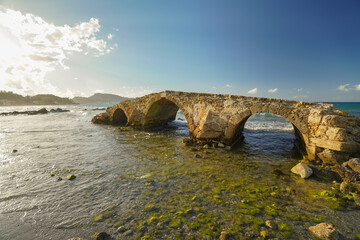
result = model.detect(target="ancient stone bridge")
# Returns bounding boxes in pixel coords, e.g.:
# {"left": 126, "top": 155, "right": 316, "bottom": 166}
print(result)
{"left": 92, "top": 91, "right": 360, "bottom": 162}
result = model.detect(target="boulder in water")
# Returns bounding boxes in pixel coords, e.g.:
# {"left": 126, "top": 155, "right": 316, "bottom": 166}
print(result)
{"left": 291, "top": 163, "right": 313, "bottom": 178}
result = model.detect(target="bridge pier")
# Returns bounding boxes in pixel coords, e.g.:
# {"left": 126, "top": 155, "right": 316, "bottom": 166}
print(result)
{"left": 92, "top": 91, "right": 360, "bottom": 163}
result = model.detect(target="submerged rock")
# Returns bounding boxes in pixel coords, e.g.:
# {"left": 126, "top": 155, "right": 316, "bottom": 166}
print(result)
{"left": 50, "top": 108, "right": 70, "bottom": 113}
{"left": 67, "top": 175, "right": 76, "bottom": 180}
{"left": 1, "top": 108, "right": 70, "bottom": 116}
{"left": 94, "top": 232, "right": 111, "bottom": 240}
{"left": 291, "top": 163, "right": 313, "bottom": 178}
{"left": 272, "top": 169, "right": 286, "bottom": 176}
{"left": 309, "top": 223, "right": 339, "bottom": 240}
{"left": 265, "top": 220, "right": 277, "bottom": 229}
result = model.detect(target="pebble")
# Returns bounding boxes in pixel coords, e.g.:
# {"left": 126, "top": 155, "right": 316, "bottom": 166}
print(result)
{"left": 218, "top": 143, "right": 225, "bottom": 148}
{"left": 12, "top": 149, "right": 17, "bottom": 153}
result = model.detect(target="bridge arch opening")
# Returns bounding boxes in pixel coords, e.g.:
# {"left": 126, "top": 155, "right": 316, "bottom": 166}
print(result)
{"left": 145, "top": 98, "right": 190, "bottom": 136}
{"left": 232, "top": 112, "right": 305, "bottom": 158}
{"left": 112, "top": 108, "right": 128, "bottom": 125}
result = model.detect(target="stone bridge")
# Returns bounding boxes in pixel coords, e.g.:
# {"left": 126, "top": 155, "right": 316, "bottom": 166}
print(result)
{"left": 92, "top": 91, "right": 360, "bottom": 163}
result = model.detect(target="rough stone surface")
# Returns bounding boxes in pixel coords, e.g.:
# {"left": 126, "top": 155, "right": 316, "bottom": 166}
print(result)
{"left": 92, "top": 91, "right": 360, "bottom": 161}
{"left": 317, "top": 149, "right": 339, "bottom": 165}
{"left": 343, "top": 158, "right": 360, "bottom": 173}
{"left": 291, "top": 163, "right": 313, "bottom": 178}
{"left": 309, "top": 223, "right": 339, "bottom": 240}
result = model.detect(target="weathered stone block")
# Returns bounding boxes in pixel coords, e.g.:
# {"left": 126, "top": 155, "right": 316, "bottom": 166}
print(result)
{"left": 326, "top": 127, "right": 347, "bottom": 141}
{"left": 250, "top": 103, "right": 262, "bottom": 114}
{"left": 321, "top": 115, "right": 348, "bottom": 128}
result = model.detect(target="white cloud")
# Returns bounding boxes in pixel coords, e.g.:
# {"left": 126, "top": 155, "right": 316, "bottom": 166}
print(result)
{"left": 337, "top": 84, "right": 351, "bottom": 92}
{"left": 355, "top": 84, "right": 360, "bottom": 91}
{"left": 247, "top": 88, "right": 257, "bottom": 94}
{"left": 94, "top": 89, "right": 105, "bottom": 93}
{"left": 0, "top": 7, "right": 113, "bottom": 95}
{"left": 225, "top": 84, "right": 232, "bottom": 88}
{"left": 107, "top": 33, "right": 113, "bottom": 40}
{"left": 292, "top": 95, "right": 308, "bottom": 99}
{"left": 268, "top": 88, "right": 278, "bottom": 93}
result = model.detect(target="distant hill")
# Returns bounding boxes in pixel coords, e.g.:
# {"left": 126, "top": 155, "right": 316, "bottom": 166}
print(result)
{"left": 72, "top": 93, "right": 131, "bottom": 104}
{"left": 0, "top": 91, "right": 76, "bottom": 106}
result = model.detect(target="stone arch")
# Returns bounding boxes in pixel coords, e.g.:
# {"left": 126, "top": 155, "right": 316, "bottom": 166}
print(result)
{"left": 111, "top": 107, "right": 128, "bottom": 125}
{"left": 144, "top": 95, "right": 193, "bottom": 135}
{"left": 225, "top": 106, "right": 308, "bottom": 151}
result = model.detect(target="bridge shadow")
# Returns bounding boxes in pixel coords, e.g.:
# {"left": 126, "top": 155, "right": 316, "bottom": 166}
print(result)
{"left": 144, "top": 109, "right": 190, "bottom": 137}
{"left": 232, "top": 113, "right": 303, "bottom": 160}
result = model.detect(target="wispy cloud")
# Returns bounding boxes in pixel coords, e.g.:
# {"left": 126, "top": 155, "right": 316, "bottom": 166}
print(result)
{"left": 117, "top": 86, "right": 154, "bottom": 98}
{"left": 107, "top": 33, "right": 113, "bottom": 40}
{"left": 268, "top": 88, "right": 278, "bottom": 93}
{"left": 0, "top": 7, "right": 114, "bottom": 95}
{"left": 225, "top": 84, "right": 232, "bottom": 88}
{"left": 247, "top": 88, "right": 257, "bottom": 94}
{"left": 292, "top": 95, "right": 308, "bottom": 99}
{"left": 355, "top": 84, "right": 360, "bottom": 91}
{"left": 337, "top": 84, "right": 351, "bottom": 92}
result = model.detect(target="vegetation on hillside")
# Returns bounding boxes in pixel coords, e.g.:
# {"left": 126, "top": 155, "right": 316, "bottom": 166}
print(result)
{"left": 0, "top": 91, "right": 76, "bottom": 106}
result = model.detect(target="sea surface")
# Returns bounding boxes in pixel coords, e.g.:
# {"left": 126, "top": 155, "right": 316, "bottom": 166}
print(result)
{"left": 0, "top": 102, "right": 359, "bottom": 239}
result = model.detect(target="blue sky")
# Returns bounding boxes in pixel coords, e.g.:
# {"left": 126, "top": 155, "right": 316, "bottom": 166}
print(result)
{"left": 0, "top": 0, "right": 359, "bottom": 101}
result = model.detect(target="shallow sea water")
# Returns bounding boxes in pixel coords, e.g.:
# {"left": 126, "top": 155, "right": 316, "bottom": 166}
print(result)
{"left": 0, "top": 105, "right": 359, "bottom": 240}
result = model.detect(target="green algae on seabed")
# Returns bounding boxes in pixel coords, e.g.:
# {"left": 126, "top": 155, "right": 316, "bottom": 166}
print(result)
{"left": 88, "top": 130, "right": 360, "bottom": 239}
{"left": 306, "top": 186, "right": 354, "bottom": 210}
